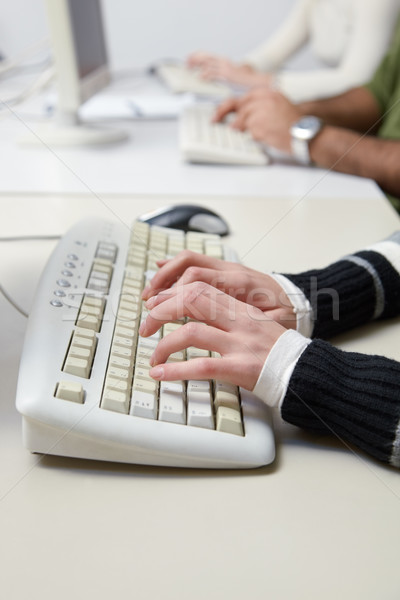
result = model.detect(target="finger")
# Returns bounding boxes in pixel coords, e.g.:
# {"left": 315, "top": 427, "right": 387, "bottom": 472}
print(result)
{"left": 155, "top": 258, "right": 170, "bottom": 268}
{"left": 146, "top": 270, "right": 280, "bottom": 311}
{"left": 140, "top": 282, "right": 238, "bottom": 336}
{"left": 212, "top": 98, "right": 239, "bottom": 122}
{"left": 178, "top": 266, "right": 247, "bottom": 294}
{"left": 149, "top": 356, "right": 239, "bottom": 385}
{"left": 144, "top": 269, "right": 232, "bottom": 310}
{"left": 200, "top": 65, "right": 219, "bottom": 81}
{"left": 187, "top": 52, "right": 210, "bottom": 67}
{"left": 150, "top": 321, "right": 230, "bottom": 366}
{"left": 231, "top": 100, "right": 262, "bottom": 131}
{"left": 264, "top": 307, "right": 297, "bottom": 328}
{"left": 142, "top": 250, "right": 227, "bottom": 299}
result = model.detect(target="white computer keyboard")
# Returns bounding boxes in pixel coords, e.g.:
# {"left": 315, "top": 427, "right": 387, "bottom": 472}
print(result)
{"left": 156, "top": 63, "right": 232, "bottom": 98}
{"left": 180, "top": 105, "right": 270, "bottom": 166}
{"left": 16, "top": 217, "right": 275, "bottom": 469}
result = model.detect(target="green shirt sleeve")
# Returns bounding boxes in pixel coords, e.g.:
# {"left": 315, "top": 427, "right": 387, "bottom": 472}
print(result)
{"left": 364, "top": 16, "right": 400, "bottom": 113}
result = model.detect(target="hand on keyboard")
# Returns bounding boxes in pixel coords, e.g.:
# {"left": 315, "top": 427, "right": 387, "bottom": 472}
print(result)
{"left": 213, "top": 88, "right": 300, "bottom": 152}
{"left": 16, "top": 219, "right": 276, "bottom": 468}
{"left": 187, "top": 52, "right": 273, "bottom": 88}
{"left": 141, "top": 280, "right": 286, "bottom": 391}
{"left": 142, "top": 249, "right": 296, "bottom": 327}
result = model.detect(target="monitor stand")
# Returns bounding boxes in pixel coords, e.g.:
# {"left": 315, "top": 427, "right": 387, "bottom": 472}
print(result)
{"left": 19, "top": 110, "right": 129, "bottom": 146}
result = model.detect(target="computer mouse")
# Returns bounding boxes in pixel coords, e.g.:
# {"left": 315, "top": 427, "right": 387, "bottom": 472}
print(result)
{"left": 138, "top": 204, "right": 230, "bottom": 236}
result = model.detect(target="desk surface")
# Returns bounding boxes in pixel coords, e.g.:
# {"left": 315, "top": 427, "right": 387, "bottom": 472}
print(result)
{"left": 0, "top": 70, "right": 385, "bottom": 200}
{"left": 1, "top": 192, "right": 400, "bottom": 600}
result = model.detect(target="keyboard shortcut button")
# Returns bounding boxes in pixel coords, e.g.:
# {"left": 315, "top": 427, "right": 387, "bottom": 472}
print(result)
{"left": 50, "top": 300, "right": 63, "bottom": 307}
{"left": 56, "top": 279, "right": 71, "bottom": 287}
{"left": 55, "top": 380, "right": 84, "bottom": 404}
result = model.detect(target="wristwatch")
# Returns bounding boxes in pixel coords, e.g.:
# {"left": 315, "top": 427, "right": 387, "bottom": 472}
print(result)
{"left": 290, "top": 116, "right": 324, "bottom": 165}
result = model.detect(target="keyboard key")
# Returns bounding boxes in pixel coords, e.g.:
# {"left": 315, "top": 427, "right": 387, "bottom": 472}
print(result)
{"left": 63, "top": 355, "right": 91, "bottom": 378}
{"left": 187, "top": 381, "right": 214, "bottom": 429}
{"left": 216, "top": 406, "right": 244, "bottom": 436}
{"left": 55, "top": 380, "right": 84, "bottom": 403}
{"left": 159, "top": 381, "right": 186, "bottom": 424}
{"left": 101, "top": 388, "right": 130, "bottom": 414}
{"left": 131, "top": 379, "right": 158, "bottom": 419}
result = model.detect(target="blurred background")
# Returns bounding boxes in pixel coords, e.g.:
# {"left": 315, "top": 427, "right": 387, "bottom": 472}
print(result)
{"left": 0, "top": 0, "right": 316, "bottom": 71}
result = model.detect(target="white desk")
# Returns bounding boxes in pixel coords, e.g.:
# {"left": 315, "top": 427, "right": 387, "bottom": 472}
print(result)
{"left": 1, "top": 191, "right": 400, "bottom": 600}
{"left": 0, "top": 70, "right": 385, "bottom": 200}
{"left": 1, "top": 68, "right": 400, "bottom": 600}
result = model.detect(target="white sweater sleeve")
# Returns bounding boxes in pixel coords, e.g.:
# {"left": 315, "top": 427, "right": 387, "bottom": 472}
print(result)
{"left": 276, "top": 0, "right": 400, "bottom": 102}
{"left": 244, "top": 0, "right": 313, "bottom": 71}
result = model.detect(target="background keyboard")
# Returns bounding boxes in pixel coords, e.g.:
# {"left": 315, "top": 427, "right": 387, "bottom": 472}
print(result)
{"left": 180, "top": 105, "right": 270, "bottom": 166}
{"left": 156, "top": 63, "right": 232, "bottom": 98}
{"left": 16, "top": 217, "right": 275, "bottom": 469}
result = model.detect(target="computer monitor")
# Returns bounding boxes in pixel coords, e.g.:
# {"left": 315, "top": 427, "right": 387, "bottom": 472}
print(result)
{"left": 25, "top": 0, "right": 127, "bottom": 145}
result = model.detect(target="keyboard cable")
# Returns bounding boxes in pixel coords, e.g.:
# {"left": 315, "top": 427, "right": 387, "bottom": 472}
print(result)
{"left": 0, "top": 234, "right": 61, "bottom": 318}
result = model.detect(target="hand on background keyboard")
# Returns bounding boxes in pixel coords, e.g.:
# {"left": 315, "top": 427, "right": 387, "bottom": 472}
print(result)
{"left": 186, "top": 51, "right": 273, "bottom": 88}
{"left": 142, "top": 249, "right": 296, "bottom": 328}
{"left": 213, "top": 88, "right": 300, "bottom": 152}
{"left": 140, "top": 280, "right": 287, "bottom": 391}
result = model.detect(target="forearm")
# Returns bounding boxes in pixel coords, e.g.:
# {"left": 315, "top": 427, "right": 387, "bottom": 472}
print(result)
{"left": 309, "top": 125, "right": 400, "bottom": 198}
{"left": 244, "top": 0, "right": 311, "bottom": 71}
{"left": 253, "top": 329, "right": 400, "bottom": 467}
{"left": 280, "top": 338, "right": 400, "bottom": 467}
{"left": 298, "top": 88, "right": 382, "bottom": 133}
{"left": 281, "top": 233, "right": 400, "bottom": 339}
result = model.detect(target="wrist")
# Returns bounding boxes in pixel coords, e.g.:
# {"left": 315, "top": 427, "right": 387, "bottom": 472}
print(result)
{"left": 290, "top": 116, "right": 324, "bottom": 165}
{"left": 252, "top": 330, "right": 311, "bottom": 408}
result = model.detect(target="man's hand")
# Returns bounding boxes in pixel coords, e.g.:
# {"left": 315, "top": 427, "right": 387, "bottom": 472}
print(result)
{"left": 213, "top": 88, "right": 301, "bottom": 153}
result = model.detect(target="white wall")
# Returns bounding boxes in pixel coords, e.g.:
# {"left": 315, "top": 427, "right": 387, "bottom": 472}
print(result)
{"left": 0, "top": 0, "right": 315, "bottom": 70}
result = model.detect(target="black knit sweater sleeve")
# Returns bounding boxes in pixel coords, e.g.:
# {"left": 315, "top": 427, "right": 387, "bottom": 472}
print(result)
{"left": 282, "top": 232, "right": 400, "bottom": 339}
{"left": 281, "top": 339, "right": 400, "bottom": 467}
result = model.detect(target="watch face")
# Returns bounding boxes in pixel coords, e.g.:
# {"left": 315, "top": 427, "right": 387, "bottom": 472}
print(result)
{"left": 292, "top": 116, "right": 322, "bottom": 140}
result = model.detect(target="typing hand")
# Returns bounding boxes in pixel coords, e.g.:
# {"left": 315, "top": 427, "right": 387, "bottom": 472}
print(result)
{"left": 140, "top": 281, "right": 286, "bottom": 390}
{"left": 187, "top": 52, "right": 272, "bottom": 88}
{"left": 214, "top": 88, "right": 301, "bottom": 153}
{"left": 187, "top": 52, "right": 237, "bottom": 81}
{"left": 141, "top": 250, "right": 296, "bottom": 328}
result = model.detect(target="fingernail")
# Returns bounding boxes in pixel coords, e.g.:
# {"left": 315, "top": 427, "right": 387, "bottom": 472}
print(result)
{"left": 150, "top": 366, "right": 164, "bottom": 379}
{"left": 139, "top": 321, "right": 147, "bottom": 336}
{"left": 149, "top": 352, "right": 155, "bottom": 366}
{"left": 142, "top": 285, "right": 150, "bottom": 299}
{"left": 145, "top": 296, "right": 156, "bottom": 309}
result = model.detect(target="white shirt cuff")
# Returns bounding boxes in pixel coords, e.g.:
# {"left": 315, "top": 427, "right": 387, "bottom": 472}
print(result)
{"left": 252, "top": 329, "right": 311, "bottom": 409}
{"left": 268, "top": 273, "right": 314, "bottom": 338}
